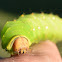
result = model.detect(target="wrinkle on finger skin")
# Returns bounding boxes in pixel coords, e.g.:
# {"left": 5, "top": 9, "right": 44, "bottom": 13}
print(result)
{"left": 0, "top": 40, "right": 62, "bottom": 62}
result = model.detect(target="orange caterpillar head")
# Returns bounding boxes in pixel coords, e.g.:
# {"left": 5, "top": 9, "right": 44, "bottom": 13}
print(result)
{"left": 13, "top": 37, "right": 29, "bottom": 54}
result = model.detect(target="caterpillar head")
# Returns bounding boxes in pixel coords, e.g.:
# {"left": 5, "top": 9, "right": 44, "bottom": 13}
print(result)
{"left": 13, "top": 37, "right": 29, "bottom": 54}
{"left": 6, "top": 35, "right": 29, "bottom": 55}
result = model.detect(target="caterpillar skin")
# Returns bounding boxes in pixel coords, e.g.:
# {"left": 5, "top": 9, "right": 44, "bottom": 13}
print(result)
{"left": 1, "top": 13, "right": 62, "bottom": 54}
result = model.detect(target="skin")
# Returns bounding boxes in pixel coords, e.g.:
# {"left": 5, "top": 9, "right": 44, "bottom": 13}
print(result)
{"left": 0, "top": 40, "right": 62, "bottom": 62}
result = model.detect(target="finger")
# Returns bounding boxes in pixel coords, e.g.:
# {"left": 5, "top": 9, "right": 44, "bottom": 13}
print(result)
{"left": 0, "top": 40, "right": 62, "bottom": 62}
{"left": 31, "top": 40, "right": 62, "bottom": 62}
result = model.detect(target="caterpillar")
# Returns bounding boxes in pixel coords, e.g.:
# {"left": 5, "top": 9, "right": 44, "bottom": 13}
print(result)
{"left": 1, "top": 13, "right": 62, "bottom": 55}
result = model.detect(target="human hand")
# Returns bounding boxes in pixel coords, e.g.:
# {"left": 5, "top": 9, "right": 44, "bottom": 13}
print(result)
{"left": 0, "top": 40, "right": 62, "bottom": 62}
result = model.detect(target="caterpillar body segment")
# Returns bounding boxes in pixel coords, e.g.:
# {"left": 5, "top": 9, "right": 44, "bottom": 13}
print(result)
{"left": 1, "top": 13, "right": 62, "bottom": 55}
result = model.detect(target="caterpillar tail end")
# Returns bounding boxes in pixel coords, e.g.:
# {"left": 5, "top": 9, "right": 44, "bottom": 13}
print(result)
{"left": 13, "top": 37, "right": 29, "bottom": 55}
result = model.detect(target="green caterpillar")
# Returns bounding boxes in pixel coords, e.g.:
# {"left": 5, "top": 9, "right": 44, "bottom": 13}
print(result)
{"left": 1, "top": 13, "right": 62, "bottom": 55}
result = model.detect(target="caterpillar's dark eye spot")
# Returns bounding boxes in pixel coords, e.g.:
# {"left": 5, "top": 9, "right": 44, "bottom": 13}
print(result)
{"left": 23, "top": 50, "right": 24, "bottom": 54}
{"left": 19, "top": 49, "right": 21, "bottom": 54}
{"left": 19, "top": 50, "right": 25, "bottom": 54}
{"left": 19, "top": 49, "right": 27, "bottom": 54}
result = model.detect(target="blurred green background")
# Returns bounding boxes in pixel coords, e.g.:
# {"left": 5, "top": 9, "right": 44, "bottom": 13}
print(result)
{"left": 0, "top": 0, "right": 62, "bottom": 58}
